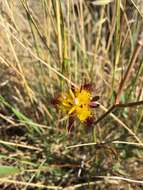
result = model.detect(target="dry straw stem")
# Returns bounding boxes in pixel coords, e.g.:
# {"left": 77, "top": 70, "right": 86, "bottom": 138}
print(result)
{"left": 64, "top": 176, "right": 143, "bottom": 189}
{"left": 94, "top": 176, "right": 143, "bottom": 185}
{"left": 0, "top": 140, "right": 42, "bottom": 151}
{"left": 113, "top": 0, "right": 120, "bottom": 94}
{"left": 0, "top": 178, "right": 62, "bottom": 190}
{"left": 0, "top": 55, "right": 26, "bottom": 80}
{"left": 1, "top": 176, "right": 142, "bottom": 190}
{"left": 55, "top": 0, "right": 63, "bottom": 62}
{"left": 94, "top": 6, "right": 105, "bottom": 54}
{"left": 79, "top": 0, "right": 86, "bottom": 53}
{"left": 0, "top": 21, "right": 77, "bottom": 88}
{"left": 67, "top": 140, "right": 143, "bottom": 149}
{"left": 130, "top": 0, "right": 143, "bottom": 18}
{"left": 20, "top": 0, "right": 57, "bottom": 59}
{"left": 0, "top": 113, "right": 16, "bottom": 125}
{"left": 90, "top": 0, "right": 114, "bottom": 6}
{"left": 0, "top": 20, "right": 34, "bottom": 102}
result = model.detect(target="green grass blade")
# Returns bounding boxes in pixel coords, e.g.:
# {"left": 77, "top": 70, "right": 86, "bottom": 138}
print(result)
{"left": 0, "top": 95, "right": 43, "bottom": 134}
{"left": 0, "top": 166, "right": 20, "bottom": 178}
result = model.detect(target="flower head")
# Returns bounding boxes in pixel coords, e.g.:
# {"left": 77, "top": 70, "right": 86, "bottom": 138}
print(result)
{"left": 52, "top": 83, "right": 99, "bottom": 131}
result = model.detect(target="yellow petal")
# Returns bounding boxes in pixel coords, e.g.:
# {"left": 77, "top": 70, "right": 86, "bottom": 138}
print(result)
{"left": 76, "top": 90, "right": 91, "bottom": 105}
{"left": 68, "top": 106, "right": 76, "bottom": 115}
{"left": 76, "top": 106, "right": 91, "bottom": 122}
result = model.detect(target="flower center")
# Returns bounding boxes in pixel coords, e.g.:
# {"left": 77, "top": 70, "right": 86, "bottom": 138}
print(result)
{"left": 74, "top": 98, "right": 79, "bottom": 105}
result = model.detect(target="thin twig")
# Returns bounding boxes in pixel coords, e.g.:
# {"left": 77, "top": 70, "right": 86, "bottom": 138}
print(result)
{"left": 115, "top": 100, "right": 143, "bottom": 108}
{"left": 94, "top": 100, "right": 143, "bottom": 126}
{"left": 94, "top": 105, "right": 115, "bottom": 126}
{"left": 94, "top": 101, "right": 143, "bottom": 144}
{"left": 115, "top": 32, "right": 143, "bottom": 104}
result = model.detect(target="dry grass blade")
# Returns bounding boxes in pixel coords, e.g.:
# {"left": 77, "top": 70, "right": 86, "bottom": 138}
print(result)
{"left": 0, "top": 140, "right": 42, "bottom": 151}
{"left": 130, "top": 0, "right": 143, "bottom": 18}
{"left": 67, "top": 140, "right": 143, "bottom": 149}
{"left": 0, "top": 21, "right": 77, "bottom": 87}
{"left": 90, "top": 0, "right": 114, "bottom": 6}
{"left": 94, "top": 176, "right": 143, "bottom": 184}
{"left": 64, "top": 176, "right": 143, "bottom": 189}
{"left": 0, "top": 113, "right": 15, "bottom": 125}
{"left": 0, "top": 178, "right": 63, "bottom": 190}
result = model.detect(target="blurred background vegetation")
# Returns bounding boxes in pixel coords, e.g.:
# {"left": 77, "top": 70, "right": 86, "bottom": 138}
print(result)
{"left": 0, "top": 0, "right": 143, "bottom": 189}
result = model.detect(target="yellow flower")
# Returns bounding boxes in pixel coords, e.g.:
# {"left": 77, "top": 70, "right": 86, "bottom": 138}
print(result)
{"left": 52, "top": 83, "right": 99, "bottom": 131}
{"left": 68, "top": 89, "right": 92, "bottom": 121}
